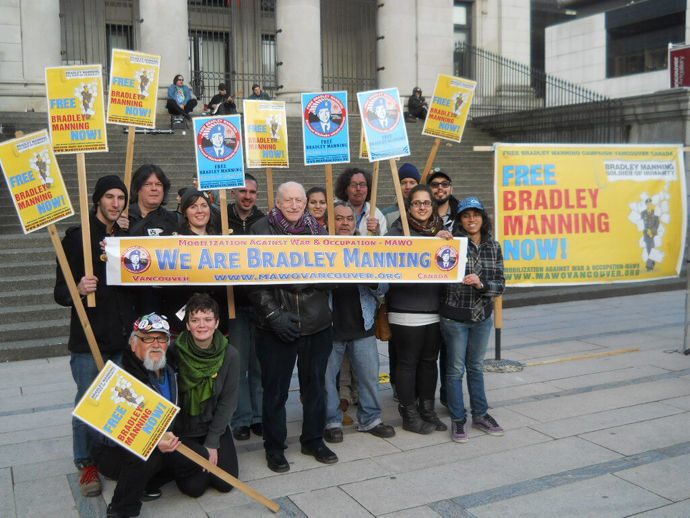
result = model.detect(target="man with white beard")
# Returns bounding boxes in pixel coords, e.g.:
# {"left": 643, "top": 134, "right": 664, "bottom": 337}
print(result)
{"left": 91, "top": 313, "right": 204, "bottom": 518}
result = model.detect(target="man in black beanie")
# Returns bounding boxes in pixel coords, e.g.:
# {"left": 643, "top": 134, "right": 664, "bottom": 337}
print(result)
{"left": 208, "top": 83, "right": 237, "bottom": 115}
{"left": 54, "top": 175, "right": 137, "bottom": 499}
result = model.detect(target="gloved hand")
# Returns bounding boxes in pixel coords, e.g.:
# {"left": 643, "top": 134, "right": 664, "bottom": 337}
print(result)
{"left": 267, "top": 310, "right": 302, "bottom": 342}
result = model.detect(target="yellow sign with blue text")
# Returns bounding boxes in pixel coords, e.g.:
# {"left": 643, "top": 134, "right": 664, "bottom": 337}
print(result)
{"left": 422, "top": 74, "right": 476, "bottom": 143}
{"left": 73, "top": 361, "right": 179, "bottom": 461}
{"left": 45, "top": 65, "right": 108, "bottom": 153}
{"left": 105, "top": 235, "right": 468, "bottom": 285}
{"left": 243, "top": 100, "right": 289, "bottom": 168}
{"left": 107, "top": 49, "right": 161, "bottom": 128}
{"left": 0, "top": 130, "right": 74, "bottom": 234}
{"left": 495, "top": 144, "right": 687, "bottom": 286}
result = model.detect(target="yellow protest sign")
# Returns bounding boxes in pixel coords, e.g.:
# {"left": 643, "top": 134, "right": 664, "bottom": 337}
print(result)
{"left": 422, "top": 74, "right": 476, "bottom": 143}
{"left": 107, "top": 49, "right": 161, "bottom": 128}
{"left": 105, "top": 235, "right": 468, "bottom": 285}
{"left": 243, "top": 100, "right": 289, "bottom": 168}
{"left": 73, "top": 361, "right": 179, "bottom": 460}
{"left": 0, "top": 130, "right": 74, "bottom": 234}
{"left": 45, "top": 65, "right": 108, "bottom": 153}
{"left": 495, "top": 144, "right": 687, "bottom": 286}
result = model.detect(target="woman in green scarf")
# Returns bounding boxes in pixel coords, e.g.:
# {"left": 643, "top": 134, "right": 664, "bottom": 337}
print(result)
{"left": 174, "top": 293, "right": 240, "bottom": 497}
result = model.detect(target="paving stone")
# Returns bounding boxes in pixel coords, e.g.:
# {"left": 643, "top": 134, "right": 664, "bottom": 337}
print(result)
{"left": 289, "top": 486, "right": 372, "bottom": 517}
{"left": 468, "top": 474, "right": 669, "bottom": 518}
{"left": 0, "top": 436, "right": 71, "bottom": 468}
{"left": 581, "top": 413, "right": 690, "bottom": 455}
{"left": 509, "top": 378, "right": 690, "bottom": 422}
{"left": 339, "top": 437, "right": 621, "bottom": 516}
{"left": 0, "top": 388, "right": 74, "bottom": 413}
{"left": 372, "top": 426, "right": 551, "bottom": 474}
{"left": 615, "top": 454, "right": 690, "bottom": 502}
{"left": 0, "top": 467, "right": 15, "bottom": 518}
{"left": 0, "top": 387, "right": 20, "bottom": 399}
{"left": 0, "top": 407, "right": 69, "bottom": 434}
{"left": 662, "top": 395, "right": 690, "bottom": 410}
{"left": 207, "top": 496, "right": 306, "bottom": 517}
{"left": 13, "top": 457, "right": 75, "bottom": 484}
{"left": 20, "top": 380, "right": 75, "bottom": 395}
{"left": 509, "top": 340, "right": 604, "bottom": 360}
{"left": 0, "top": 421, "right": 71, "bottom": 447}
{"left": 380, "top": 506, "right": 444, "bottom": 517}
{"left": 629, "top": 499, "right": 690, "bottom": 517}
{"left": 14, "top": 474, "right": 78, "bottom": 518}
{"left": 530, "top": 402, "right": 685, "bottom": 439}
{"left": 547, "top": 364, "right": 668, "bottom": 390}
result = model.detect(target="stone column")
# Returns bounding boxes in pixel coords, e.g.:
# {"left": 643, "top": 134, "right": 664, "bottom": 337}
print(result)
{"left": 275, "top": 0, "right": 322, "bottom": 116}
{"left": 139, "top": 0, "right": 189, "bottom": 101}
{"left": 376, "top": 0, "right": 416, "bottom": 92}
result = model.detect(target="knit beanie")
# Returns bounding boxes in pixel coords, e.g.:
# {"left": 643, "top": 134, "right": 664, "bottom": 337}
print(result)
{"left": 398, "top": 163, "right": 421, "bottom": 183}
{"left": 93, "top": 175, "right": 128, "bottom": 207}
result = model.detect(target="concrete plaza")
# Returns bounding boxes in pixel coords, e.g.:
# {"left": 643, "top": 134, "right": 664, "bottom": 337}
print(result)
{"left": 1, "top": 290, "right": 689, "bottom": 518}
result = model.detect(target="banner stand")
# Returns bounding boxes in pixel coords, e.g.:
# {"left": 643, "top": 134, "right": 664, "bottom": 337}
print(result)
{"left": 76, "top": 153, "right": 95, "bottom": 307}
{"left": 368, "top": 162, "right": 380, "bottom": 236}
{"left": 266, "top": 168, "right": 274, "bottom": 210}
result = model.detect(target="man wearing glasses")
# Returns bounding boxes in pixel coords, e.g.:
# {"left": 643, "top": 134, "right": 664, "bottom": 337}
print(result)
{"left": 426, "top": 168, "right": 461, "bottom": 232}
{"left": 334, "top": 167, "right": 387, "bottom": 236}
{"left": 91, "top": 313, "right": 204, "bottom": 518}
{"left": 166, "top": 74, "right": 198, "bottom": 120}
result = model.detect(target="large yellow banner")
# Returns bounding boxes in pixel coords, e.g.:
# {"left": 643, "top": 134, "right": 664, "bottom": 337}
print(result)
{"left": 243, "top": 100, "right": 289, "bottom": 168}
{"left": 45, "top": 65, "right": 108, "bottom": 153}
{"left": 107, "top": 49, "right": 161, "bottom": 128}
{"left": 0, "top": 130, "right": 74, "bottom": 234}
{"left": 73, "top": 361, "right": 179, "bottom": 460}
{"left": 422, "top": 74, "right": 476, "bottom": 143}
{"left": 105, "top": 235, "right": 468, "bottom": 285}
{"left": 495, "top": 144, "right": 687, "bottom": 286}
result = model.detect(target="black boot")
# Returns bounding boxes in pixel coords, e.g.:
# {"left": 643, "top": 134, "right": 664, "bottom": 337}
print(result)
{"left": 398, "top": 404, "right": 435, "bottom": 434}
{"left": 417, "top": 399, "right": 448, "bottom": 431}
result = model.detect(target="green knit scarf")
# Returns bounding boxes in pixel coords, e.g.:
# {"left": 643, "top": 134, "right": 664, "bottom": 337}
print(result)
{"left": 176, "top": 329, "right": 227, "bottom": 416}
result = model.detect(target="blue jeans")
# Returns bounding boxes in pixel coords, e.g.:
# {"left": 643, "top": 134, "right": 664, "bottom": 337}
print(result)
{"left": 71, "top": 350, "right": 123, "bottom": 465}
{"left": 229, "top": 309, "right": 263, "bottom": 428}
{"left": 325, "top": 335, "right": 382, "bottom": 431}
{"left": 440, "top": 316, "right": 493, "bottom": 422}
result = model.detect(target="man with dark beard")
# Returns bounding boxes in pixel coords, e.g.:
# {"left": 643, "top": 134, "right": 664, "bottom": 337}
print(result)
{"left": 426, "top": 168, "right": 460, "bottom": 232}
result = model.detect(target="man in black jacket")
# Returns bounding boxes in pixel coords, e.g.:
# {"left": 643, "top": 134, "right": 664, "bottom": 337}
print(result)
{"left": 226, "top": 174, "right": 266, "bottom": 441}
{"left": 248, "top": 181, "right": 337, "bottom": 473}
{"left": 54, "top": 175, "right": 137, "bottom": 498}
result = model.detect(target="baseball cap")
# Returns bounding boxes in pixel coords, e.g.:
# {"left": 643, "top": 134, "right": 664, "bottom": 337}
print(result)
{"left": 457, "top": 197, "right": 484, "bottom": 214}
{"left": 133, "top": 313, "right": 171, "bottom": 336}
{"left": 426, "top": 168, "right": 452, "bottom": 185}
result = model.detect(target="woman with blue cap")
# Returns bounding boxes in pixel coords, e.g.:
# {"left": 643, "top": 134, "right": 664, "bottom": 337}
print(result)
{"left": 439, "top": 197, "right": 506, "bottom": 443}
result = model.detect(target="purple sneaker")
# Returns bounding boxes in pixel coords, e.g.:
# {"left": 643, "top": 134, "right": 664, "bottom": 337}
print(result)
{"left": 451, "top": 419, "right": 468, "bottom": 443}
{"left": 472, "top": 413, "right": 504, "bottom": 436}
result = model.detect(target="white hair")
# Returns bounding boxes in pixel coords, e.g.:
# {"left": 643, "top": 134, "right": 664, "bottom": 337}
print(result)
{"left": 275, "top": 181, "right": 306, "bottom": 203}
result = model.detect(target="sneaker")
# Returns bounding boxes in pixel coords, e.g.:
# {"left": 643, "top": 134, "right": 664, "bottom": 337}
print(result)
{"left": 78, "top": 462, "right": 102, "bottom": 497}
{"left": 141, "top": 487, "right": 162, "bottom": 501}
{"left": 451, "top": 419, "right": 468, "bottom": 443}
{"left": 106, "top": 503, "right": 129, "bottom": 518}
{"left": 472, "top": 413, "right": 504, "bottom": 436}
{"left": 324, "top": 427, "right": 343, "bottom": 443}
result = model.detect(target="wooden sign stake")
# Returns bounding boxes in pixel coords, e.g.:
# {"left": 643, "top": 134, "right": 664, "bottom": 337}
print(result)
{"left": 48, "top": 223, "right": 104, "bottom": 370}
{"left": 389, "top": 159, "right": 410, "bottom": 236}
{"left": 368, "top": 161, "right": 380, "bottom": 236}
{"left": 76, "top": 153, "right": 95, "bottom": 307}
{"left": 421, "top": 138, "right": 441, "bottom": 184}
{"left": 218, "top": 189, "right": 236, "bottom": 319}
{"left": 325, "top": 164, "right": 335, "bottom": 235}
{"left": 266, "top": 168, "right": 274, "bottom": 210}
{"left": 123, "top": 125, "right": 136, "bottom": 217}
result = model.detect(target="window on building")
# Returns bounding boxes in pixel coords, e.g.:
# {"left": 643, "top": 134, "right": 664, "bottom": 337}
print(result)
{"left": 261, "top": 34, "right": 276, "bottom": 88}
{"left": 606, "top": 0, "right": 685, "bottom": 78}
{"left": 453, "top": 1, "right": 472, "bottom": 47}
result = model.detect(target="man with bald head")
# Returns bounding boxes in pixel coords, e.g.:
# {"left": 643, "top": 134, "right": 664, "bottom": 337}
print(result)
{"left": 248, "top": 182, "right": 337, "bottom": 472}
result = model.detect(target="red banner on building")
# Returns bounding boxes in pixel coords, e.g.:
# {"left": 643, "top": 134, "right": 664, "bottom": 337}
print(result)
{"left": 669, "top": 44, "right": 690, "bottom": 88}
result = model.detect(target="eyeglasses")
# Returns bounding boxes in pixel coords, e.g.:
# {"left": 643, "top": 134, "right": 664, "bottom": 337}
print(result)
{"left": 410, "top": 200, "right": 432, "bottom": 208}
{"left": 136, "top": 335, "right": 169, "bottom": 344}
{"left": 349, "top": 182, "right": 367, "bottom": 190}
{"left": 177, "top": 78, "right": 184, "bottom": 82}
{"left": 429, "top": 181, "right": 451, "bottom": 189}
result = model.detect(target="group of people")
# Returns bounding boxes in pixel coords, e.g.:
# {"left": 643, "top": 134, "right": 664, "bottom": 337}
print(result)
{"left": 56, "top": 159, "right": 505, "bottom": 518}
{"left": 166, "top": 76, "right": 271, "bottom": 120}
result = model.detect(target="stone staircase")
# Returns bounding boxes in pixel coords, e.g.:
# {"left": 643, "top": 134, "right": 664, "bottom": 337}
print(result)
{"left": 0, "top": 111, "right": 498, "bottom": 361}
